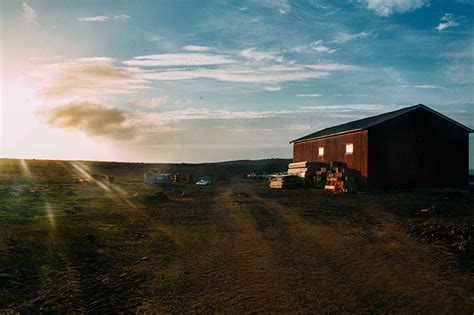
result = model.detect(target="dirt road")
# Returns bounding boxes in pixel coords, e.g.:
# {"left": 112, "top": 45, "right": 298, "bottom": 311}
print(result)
{"left": 2, "top": 177, "right": 473, "bottom": 313}
{"left": 138, "top": 179, "right": 473, "bottom": 313}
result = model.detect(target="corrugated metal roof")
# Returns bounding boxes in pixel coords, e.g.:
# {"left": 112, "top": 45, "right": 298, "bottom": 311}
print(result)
{"left": 290, "top": 104, "right": 473, "bottom": 143}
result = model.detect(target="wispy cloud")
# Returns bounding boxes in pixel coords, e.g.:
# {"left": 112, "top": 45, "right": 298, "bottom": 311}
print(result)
{"left": 175, "top": 98, "right": 192, "bottom": 106}
{"left": 124, "top": 53, "right": 236, "bottom": 67}
{"left": 401, "top": 84, "right": 442, "bottom": 89}
{"left": 283, "top": 124, "right": 312, "bottom": 130}
{"left": 77, "top": 14, "right": 131, "bottom": 22}
{"left": 311, "top": 41, "right": 337, "bottom": 54}
{"left": 22, "top": 2, "right": 38, "bottom": 24}
{"left": 229, "top": 128, "right": 273, "bottom": 133}
{"left": 137, "top": 104, "right": 392, "bottom": 125}
{"left": 182, "top": 45, "right": 211, "bottom": 52}
{"left": 265, "top": 86, "right": 282, "bottom": 92}
{"left": 258, "top": 0, "right": 291, "bottom": 14}
{"left": 129, "top": 96, "right": 169, "bottom": 109}
{"left": 143, "top": 63, "right": 359, "bottom": 83}
{"left": 29, "top": 57, "right": 148, "bottom": 99}
{"left": 360, "top": 0, "right": 430, "bottom": 16}
{"left": 296, "top": 94, "right": 323, "bottom": 97}
{"left": 435, "top": 13, "right": 460, "bottom": 31}
{"left": 332, "top": 31, "right": 371, "bottom": 43}
{"left": 239, "top": 48, "right": 284, "bottom": 62}
{"left": 42, "top": 102, "right": 136, "bottom": 140}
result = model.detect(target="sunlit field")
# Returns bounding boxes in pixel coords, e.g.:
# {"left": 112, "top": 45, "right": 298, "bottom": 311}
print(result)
{"left": 1, "top": 0, "right": 474, "bottom": 312}
{"left": 1, "top": 158, "right": 473, "bottom": 312}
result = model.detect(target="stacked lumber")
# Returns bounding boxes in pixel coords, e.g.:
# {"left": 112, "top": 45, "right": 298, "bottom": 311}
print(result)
{"left": 287, "top": 161, "right": 317, "bottom": 187}
{"left": 269, "top": 174, "right": 299, "bottom": 189}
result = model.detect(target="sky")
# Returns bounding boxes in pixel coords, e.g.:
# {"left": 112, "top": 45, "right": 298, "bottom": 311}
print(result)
{"left": 0, "top": 0, "right": 473, "bottom": 165}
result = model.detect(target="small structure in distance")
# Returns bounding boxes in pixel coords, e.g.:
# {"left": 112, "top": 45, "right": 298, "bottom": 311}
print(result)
{"left": 144, "top": 171, "right": 171, "bottom": 185}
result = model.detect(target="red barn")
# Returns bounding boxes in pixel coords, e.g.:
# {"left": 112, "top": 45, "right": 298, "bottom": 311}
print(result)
{"left": 290, "top": 104, "right": 472, "bottom": 189}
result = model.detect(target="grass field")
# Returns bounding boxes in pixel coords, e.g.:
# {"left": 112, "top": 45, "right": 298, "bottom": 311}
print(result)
{"left": 0, "top": 158, "right": 473, "bottom": 312}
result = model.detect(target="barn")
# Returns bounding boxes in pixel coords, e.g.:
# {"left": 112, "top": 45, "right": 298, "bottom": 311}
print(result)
{"left": 290, "top": 104, "right": 472, "bottom": 189}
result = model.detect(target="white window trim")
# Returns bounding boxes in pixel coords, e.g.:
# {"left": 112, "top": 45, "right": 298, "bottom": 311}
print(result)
{"left": 318, "top": 147, "right": 324, "bottom": 157}
{"left": 345, "top": 143, "right": 354, "bottom": 155}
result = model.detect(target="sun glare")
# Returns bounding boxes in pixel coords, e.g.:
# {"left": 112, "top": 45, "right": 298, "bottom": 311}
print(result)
{"left": 19, "top": 159, "right": 32, "bottom": 177}
{"left": 45, "top": 202, "right": 56, "bottom": 229}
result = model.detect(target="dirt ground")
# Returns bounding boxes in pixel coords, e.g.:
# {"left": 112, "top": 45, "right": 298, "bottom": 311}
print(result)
{"left": 0, "top": 159, "right": 473, "bottom": 313}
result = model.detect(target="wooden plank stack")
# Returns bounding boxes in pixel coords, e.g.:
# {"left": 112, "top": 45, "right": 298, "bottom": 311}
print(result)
{"left": 287, "top": 161, "right": 317, "bottom": 187}
{"left": 269, "top": 174, "right": 299, "bottom": 189}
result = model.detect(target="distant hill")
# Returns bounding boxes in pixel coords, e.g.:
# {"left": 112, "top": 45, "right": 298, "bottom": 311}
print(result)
{"left": 0, "top": 158, "right": 292, "bottom": 182}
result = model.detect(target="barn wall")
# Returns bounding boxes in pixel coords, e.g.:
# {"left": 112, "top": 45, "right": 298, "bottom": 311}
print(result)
{"left": 368, "top": 108, "right": 469, "bottom": 188}
{"left": 293, "top": 130, "right": 368, "bottom": 187}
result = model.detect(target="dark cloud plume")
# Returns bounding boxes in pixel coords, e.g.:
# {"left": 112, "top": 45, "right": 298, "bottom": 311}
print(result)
{"left": 43, "top": 101, "right": 136, "bottom": 140}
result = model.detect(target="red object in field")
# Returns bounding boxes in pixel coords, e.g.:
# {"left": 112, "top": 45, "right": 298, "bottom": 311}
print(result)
{"left": 187, "top": 174, "right": 193, "bottom": 184}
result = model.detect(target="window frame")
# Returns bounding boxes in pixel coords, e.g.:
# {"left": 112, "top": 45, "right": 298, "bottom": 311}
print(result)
{"left": 318, "top": 146, "right": 324, "bottom": 157}
{"left": 345, "top": 143, "right": 354, "bottom": 155}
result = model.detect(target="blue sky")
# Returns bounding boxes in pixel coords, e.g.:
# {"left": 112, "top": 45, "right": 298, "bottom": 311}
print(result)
{"left": 0, "top": 0, "right": 473, "bottom": 164}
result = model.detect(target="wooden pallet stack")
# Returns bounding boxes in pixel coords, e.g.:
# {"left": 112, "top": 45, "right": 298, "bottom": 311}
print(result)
{"left": 287, "top": 161, "right": 317, "bottom": 187}
{"left": 269, "top": 174, "right": 299, "bottom": 189}
{"left": 324, "top": 172, "right": 345, "bottom": 192}
{"left": 315, "top": 164, "right": 357, "bottom": 192}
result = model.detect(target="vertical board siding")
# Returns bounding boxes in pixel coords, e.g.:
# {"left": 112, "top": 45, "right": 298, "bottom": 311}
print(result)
{"left": 368, "top": 108, "right": 469, "bottom": 188}
{"left": 293, "top": 130, "right": 368, "bottom": 187}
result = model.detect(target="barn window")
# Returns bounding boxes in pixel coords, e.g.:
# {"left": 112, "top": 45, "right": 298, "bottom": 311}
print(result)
{"left": 318, "top": 147, "right": 324, "bottom": 157}
{"left": 345, "top": 143, "right": 353, "bottom": 154}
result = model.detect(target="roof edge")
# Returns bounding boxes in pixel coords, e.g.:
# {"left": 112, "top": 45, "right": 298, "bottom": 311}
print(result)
{"left": 290, "top": 104, "right": 473, "bottom": 144}
{"left": 289, "top": 128, "right": 364, "bottom": 144}
{"left": 417, "top": 104, "right": 473, "bottom": 133}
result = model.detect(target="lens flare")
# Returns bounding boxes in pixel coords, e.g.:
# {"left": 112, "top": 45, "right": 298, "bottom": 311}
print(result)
{"left": 19, "top": 159, "right": 32, "bottom": 177}
{"left": 69, "top": 161, "right": 111, "bottom": 193}
{"left": 66, "top": 161, "right": 136, "bottom": 208}
{"left": 45, "top": 202, "right": 56, "bottom": 229}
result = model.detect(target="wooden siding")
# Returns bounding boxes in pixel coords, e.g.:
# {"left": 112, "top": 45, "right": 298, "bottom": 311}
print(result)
{"left": 293, "top": 130, "right": 368, "bottom": 187}
{"left": 368, "top": 107, "right": 469, "bottom": 188}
